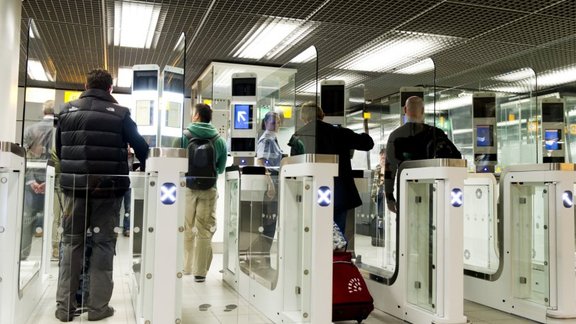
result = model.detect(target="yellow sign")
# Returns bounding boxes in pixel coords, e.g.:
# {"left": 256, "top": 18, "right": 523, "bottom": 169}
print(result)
{"left": 202, "top": 99, "right": 212, "bottom": 106}
{"left": 508, "top": 113, "right": 516, "bottom": 121}
{"left": 278, "top": 105, "right": 292, "bottom": 119}
{"left": 64, "top": 91, "right": 82, "bottom": 103}
{"left": 363, "top": 112, "right": 371, "bottom": 119}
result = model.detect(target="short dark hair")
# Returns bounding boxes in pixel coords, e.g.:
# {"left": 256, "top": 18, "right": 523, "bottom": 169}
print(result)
{"left": 86, "top": 69, "right": 113, "bottom": 91}
{"left": 194, "top": 103, "right": 212, "bottom": 123}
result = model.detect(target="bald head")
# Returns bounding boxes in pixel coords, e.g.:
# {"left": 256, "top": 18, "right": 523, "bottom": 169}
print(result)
{"left": 404, "top": 96, "right": 424, "bottom": 123}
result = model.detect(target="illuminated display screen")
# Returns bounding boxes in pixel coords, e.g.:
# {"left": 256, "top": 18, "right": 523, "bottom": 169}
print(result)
{"left": 545, "top": 129, "right": 561, "bottom": 150}
{"left": 233, "top": 104, "right": 253, "bottom": 129}
{"left": 135, "top": 100, "right": 154, "bottom": 126}
{"left": 476, "top": 125, "right": 493, "bottom": 147}
{"left": 165, "top": 101, "right": 181, "bottom": 128}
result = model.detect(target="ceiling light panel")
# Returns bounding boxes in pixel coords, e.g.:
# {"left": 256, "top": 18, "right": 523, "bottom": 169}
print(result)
{"left": 232, "top": 16, "right": 315, "bottom": 60}
{"left": 394, "top": 58, "right": 435, "bottom": 74}
{"left": 289, "top": 46, "right": 317, "bottom": 63}
{"left": 337, "top": 31, "right": 459, "bottom": 73}
{"left": 537, "top": 65, "right": 576, "bottom": 87}
{"left": 114, "top": 1, "right": 161, "bottom": 48}
{"left": 492, "top": 68, "right": 535, "bottom": 82}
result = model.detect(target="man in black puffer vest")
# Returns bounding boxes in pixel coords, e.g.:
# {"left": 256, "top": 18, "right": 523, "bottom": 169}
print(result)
{"left": 55, "top": 69, "right": 148, "bottom": 322}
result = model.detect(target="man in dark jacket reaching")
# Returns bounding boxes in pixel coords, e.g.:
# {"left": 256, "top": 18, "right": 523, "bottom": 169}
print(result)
{"left": 55, "top": 69, "right": 148, "bottom": 322}
{"left": 289, "top": 102, "right": 374, "bottom": 236}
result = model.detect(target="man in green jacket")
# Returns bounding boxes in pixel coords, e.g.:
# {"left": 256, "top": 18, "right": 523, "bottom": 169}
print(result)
{"left": 179, "top": 103, "right": 227, "bottom": 282}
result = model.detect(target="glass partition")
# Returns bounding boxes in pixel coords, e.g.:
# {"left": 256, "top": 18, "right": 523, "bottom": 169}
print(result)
{"left": 433, "top": 56, "right": 537, "bottom": 279}
{"left": 159, "top": 32, "right": 186, "bottom": 148}
{"left": 346, "top": 48, "right": 436, "bottom": 282}
{"left": 18, "top": 18, "right": 58, "bottom": 292}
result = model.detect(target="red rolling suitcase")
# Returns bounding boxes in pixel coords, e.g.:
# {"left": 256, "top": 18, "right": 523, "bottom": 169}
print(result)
{"left": 332, "top": 251, "right": 374, "bottom": 323}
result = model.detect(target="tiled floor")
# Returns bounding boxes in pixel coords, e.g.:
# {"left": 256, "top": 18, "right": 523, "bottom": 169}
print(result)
{"left": 26, "top": 236, "right": 539, "bottom": 324}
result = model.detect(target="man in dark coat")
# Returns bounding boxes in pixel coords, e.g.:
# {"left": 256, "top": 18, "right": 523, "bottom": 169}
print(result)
{"left": 289, "top": 102, "right": 374, "bottom": 235}
{"left": 384, "top": 96, "right": 461, "bottom": 213}
{"left": 54, "top": 69, "right": 148, "bottom": 322}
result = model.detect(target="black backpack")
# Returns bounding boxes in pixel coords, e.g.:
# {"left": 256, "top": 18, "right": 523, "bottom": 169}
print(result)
{"left": 184, "top": 130, "right": 219, "bottom": 190}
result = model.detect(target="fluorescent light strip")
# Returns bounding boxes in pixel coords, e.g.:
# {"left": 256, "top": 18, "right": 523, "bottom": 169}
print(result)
{"left": 233, "top": 17, "right": 306, "bottom": 60}
{"left": 394, "top": 58, "right": 434, "bottom": 74}
{"left": 425, "top": 94, "right": 472, "bottom": 112}
{"left": 492, "top": 68, "right": 534, "bottom": 82}
{"left": 289, "top": 46, "right": 317, "bottom": 63}
{"left": 27, "top": 60, "right": 49, "bottom": 81}
{"left": 340, "top": 38, "right": 444, "bottom": 72}
{"left": 114, "top": 1, "right": 160, "bottom": 49}
{"left": 116, "top": 67, "right": 133, "bottom": 88}
{"left": 538, "top": 66, "right": 576, "bottom": 87}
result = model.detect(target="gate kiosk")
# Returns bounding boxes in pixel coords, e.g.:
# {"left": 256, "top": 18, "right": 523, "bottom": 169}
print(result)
{"left": 0, "top": 143, "right": 32, "bottom": 324}
{"left": 132, "top": 64, "right": 160, "bottom": 148}
{"left": 223, "top": 155, "right": 337, "bottom": 323}
{"left": 230, "top": 73, "right": 257, "bottom": 166}
{"left": 159, "top": 66, "right": 184, "bottom": 147}
{"left": 472, "top": 92, "right": 497, "bottom": 173}
{"left": 399, "top": 86, "right": 424, "bottom": 125}
{"left": 366, "top": 159, "right": 468, "bottom": 324}
{"left": 464, "top": 164, "right": 576, "bottom": 323}
{"left": 541, "top": 98, "right": 565, "bottom": 163}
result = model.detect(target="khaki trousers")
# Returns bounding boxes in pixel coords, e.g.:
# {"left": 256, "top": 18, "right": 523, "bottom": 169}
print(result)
{"left": 183, "top": 188, "right": 217, "bottom": 276}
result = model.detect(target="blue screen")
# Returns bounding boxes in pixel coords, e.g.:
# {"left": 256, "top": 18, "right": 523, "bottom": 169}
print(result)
{"left": 476, "top": 125, "right": 493, "bottom": 147}
{"left": 233, "top": 104, "right": 252, "bottom": 129}
{"left": 545, "top": 129, "right": 560, "bottom": 150}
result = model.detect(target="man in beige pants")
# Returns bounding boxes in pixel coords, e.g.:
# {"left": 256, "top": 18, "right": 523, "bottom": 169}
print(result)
{"left": 179, "top": 103, "right": 227, "bottom": 282}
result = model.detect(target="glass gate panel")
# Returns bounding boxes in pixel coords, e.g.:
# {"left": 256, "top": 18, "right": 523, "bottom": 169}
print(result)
{"left": 510, "top": 182, "right": 550, "bottom": 306}
{"left": 406, "top": 180, "right": 437, "bottom": 312}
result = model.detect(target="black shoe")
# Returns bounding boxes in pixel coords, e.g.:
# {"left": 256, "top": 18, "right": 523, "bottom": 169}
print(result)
{"left": 194, "top": 276, "right": 206, "bottom": 282}
{"left": 123, "top": 230, "right": 130, "bottom": 237}
{"left": 55, "top": 309, "right": 74, "bottom": 322}
{"left": 88, "top": 306, "right": 115, "bottom": 321}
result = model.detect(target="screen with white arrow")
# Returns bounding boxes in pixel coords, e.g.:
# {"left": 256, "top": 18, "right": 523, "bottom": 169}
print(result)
{"left": 233, "top": 104, "right": 253, "bottom": 129}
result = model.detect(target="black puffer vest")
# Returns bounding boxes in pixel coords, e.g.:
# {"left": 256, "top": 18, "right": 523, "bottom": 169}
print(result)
{"left": 58, "top": 89, "right": 130, "bottom": 196}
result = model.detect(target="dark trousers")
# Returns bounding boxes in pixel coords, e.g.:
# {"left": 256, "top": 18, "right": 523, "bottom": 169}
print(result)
{"left": 56, "top": 192, "right": 122, "bottom": 314}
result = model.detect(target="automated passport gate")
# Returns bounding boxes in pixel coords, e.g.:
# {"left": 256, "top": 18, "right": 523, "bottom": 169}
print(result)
{"left": 465, "top": 164, "right": 576, "bottom": 323}
{"left": 0, "top": 142, "right": 32, "bottom": 324}
{"left": 223, "top": 154, "right": 337, "bottom": 323}
{"left": 131, "top": 148, "right": 187, "bottom": 324}
{"left": 367, "top": 158, "right": 468, "bottom": 324}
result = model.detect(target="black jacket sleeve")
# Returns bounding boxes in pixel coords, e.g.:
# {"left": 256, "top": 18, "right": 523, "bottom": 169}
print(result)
{"left": 123, "top": 115, "right": 149, "bottom": 171}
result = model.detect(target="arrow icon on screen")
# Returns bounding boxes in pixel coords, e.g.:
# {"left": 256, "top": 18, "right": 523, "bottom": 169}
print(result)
{"left": 237, "top": 111, "right": 247, "bottom": 122}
